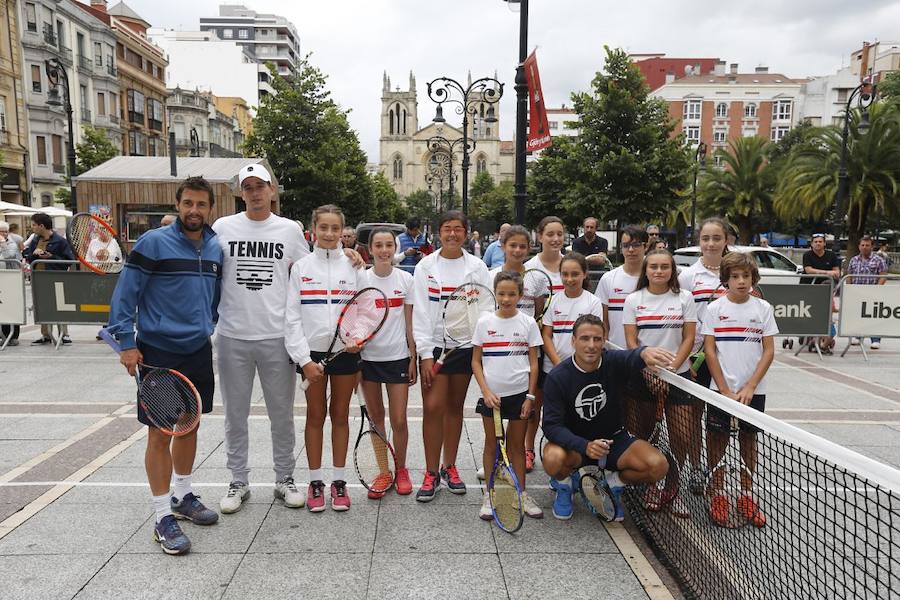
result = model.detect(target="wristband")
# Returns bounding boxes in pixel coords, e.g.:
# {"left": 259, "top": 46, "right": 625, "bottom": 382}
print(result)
{"left": 525, "top": 393, "right": 535, "bottom": 402}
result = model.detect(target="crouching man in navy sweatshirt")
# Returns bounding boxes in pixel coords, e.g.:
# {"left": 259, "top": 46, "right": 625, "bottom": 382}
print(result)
{"left": 107, "top": 176, "right": 224, "bottom": 555}
{"left": 541, "top": 314, "right": 673, "bottom": 521}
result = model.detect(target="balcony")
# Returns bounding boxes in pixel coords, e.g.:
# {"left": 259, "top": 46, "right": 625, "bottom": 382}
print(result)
{"left": 77, "top": 55, "right": 93, "bottom": 73}
{"left": 148, "top": 119, "right": 163, "bottom": 132}
{"left": 42, "top": 29, "right": 57, "bottom": 47}
{"left": 52, "top": 164, "right": 66, "bottom": 174}
{"left": 107, "top": 64, "right": 117, "bottom": 77}
{"left": 0, "top": 129, "right": 8, "bottom": 145}
{"left": 108, "top": 114, "right": 119, "bottom": 124}
{"left": 81, "top": 108, "right": 92, "bottom": 122}
{"left": 59, "top": 46, "right": 73, "bottom": 65}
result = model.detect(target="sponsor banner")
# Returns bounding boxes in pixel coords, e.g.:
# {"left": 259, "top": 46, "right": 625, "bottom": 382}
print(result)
{"left": 523, "top": 51, "right": 552, "bottom": 152}
{"left": 839, "top": 282, "right": 900, "bottom": 338}
{"left": 0, "top": 267, "right": 26, "bottom": 325}
{"left": 757, "top": 282, "right": 833, "bottom": 336}
{"left": 32, "top": 266, "right": 119, "bottom": 324}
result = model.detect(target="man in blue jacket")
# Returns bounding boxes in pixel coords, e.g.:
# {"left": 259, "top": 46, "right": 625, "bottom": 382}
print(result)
{"left": 108, "top": 176, "right": 223, "bottom": 555}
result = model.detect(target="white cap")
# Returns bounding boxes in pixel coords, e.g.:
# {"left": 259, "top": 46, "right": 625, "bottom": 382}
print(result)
{"left": 238, "top": 163, "right": 272, "bottom": 186}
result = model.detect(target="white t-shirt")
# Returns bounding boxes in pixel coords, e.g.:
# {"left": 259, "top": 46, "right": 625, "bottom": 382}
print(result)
{"left": 700, "top": 296, "right": 779, "bottom": 394}
{"left": 213, "top": 212, "right": 309, "bottom": 340}
{"left": 360, "top": 267, "right": 414, "bottom": 362}
{"left": 622, "top": 288, "right": 698, "bottom": 373}
{"left": 542, "top": 290, "right": 604, "bottom": 373}
{"left": 472, "top": 311, "right": 543, "bottom": 396}
{"left": 524, "top": 254, "right": 563, "bottom": 296}
{"left": 678, "top": 261, "right": 726, "bottom": 349}
{"left": 489, "top": 266, "right": 551, "bottom": 318}
{"left": 85, "top": 237, "right": 123, "bottom": 265}
{"left": 595, "top": 265, "right": 640, "bottom": 349}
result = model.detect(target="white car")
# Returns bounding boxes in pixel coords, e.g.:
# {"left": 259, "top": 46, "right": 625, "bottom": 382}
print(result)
{"left": 673, "top": 245, "right": 803, "bottom": 284}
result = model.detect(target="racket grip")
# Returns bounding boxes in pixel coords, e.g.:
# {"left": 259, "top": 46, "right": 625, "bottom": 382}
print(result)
{"left": 300, "top": 378, "right": 311, "bottom": 391}
{"left": 99, "top": 328, "right": 122, "bottom": 354}
{"left": 431, "top": 359, "right": 444, "bottom": 375}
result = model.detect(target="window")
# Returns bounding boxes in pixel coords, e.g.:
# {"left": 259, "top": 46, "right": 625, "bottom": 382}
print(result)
{"left": 127, "top": 89, "right": 145, "bottom": 124}
{"left": 109, "top": 93, "right": 117, "bottom": 118}
{"left": 94, "top": 42, "right": 103, "bottom": 66}
{"left": 476, "top": 155, "right": 487, "bottom": 175}
{"left": 128, "top": 130, "right": 147, "bottom": 156}
{"left": 836, "top": 89, "right": 849, "bottom": 103}
{"left": 40, "top": 193, "right": 52, "bottom": 207}
{"left": 124, "top": 208, "right": 173, "bottom": 242}
{"left": 76, "top": 32, "right": 85, "bottom": 57}
{"left": 25, "top": 3, "right": 37, "bottom": 32}
{"left": 97, "top": 92, "right": 105, "bottom": 116}
{"left": 148, "top": 137, "right": 158, "bottom": 156}
{"left": 388, "top": 109, "right": 394, "bottom": 135}
{"left": 36, "top": 136, "right": 47, "bottom": 164}
{"left": 773, "top": 100, "right": 792, "bottom": 121}
{"left": 713, "top": 154, "right": 724, "bottom": 168}
{"left": 223, "top": 28, "right": 233, "bottom": 39}
{"left": 770, "top": 126, "right": 791, "bottom": 142}
{"left": 392, "top": 155, "right": 403, "bottom": 180}
{"left": 713, "top": 130, "right": 726, "bottom": 143}
{"left": 549, "top": 121, "right": 558, "bottom": 130}
{"left": 684, "top": 126, "right": 700, "bottom": 144}
{"left": 147, "top": 98, "right": 163, "bottom": 130}
{"left": 715, "top": 103, "right": 728, "bottom": 118}
{"left": 744, "top": 103, "right": 757, "bottom": 118}
{"left": 742, "top": 127, "right": 756, "bottom": 138}
{"left": 0, "top": 96, "right": 6, "bottom": 131}
{"left": 238, "top": 29, "right": 249, "bottom": 39}
{"left": 51, "top": 134, "right": 63, "bottom": 167}
{"left": 683, "top": 99, "right": 702, "bottom": 121}
{"left": 31, "top": 65, "right": 41, "bottom": 92}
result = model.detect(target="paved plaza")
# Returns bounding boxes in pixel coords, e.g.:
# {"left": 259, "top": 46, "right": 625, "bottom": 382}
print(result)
{"left": 1, "top": 322, "right": 899, "bottom": 600}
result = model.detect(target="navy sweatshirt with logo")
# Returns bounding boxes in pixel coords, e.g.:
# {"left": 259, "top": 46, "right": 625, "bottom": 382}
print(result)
{"left": 541, "top": 349, "right": 645, "bottom": 456}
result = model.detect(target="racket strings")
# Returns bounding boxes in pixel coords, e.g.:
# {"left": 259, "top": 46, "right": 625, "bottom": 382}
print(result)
{"left": 490, "top": 465, "right": 522, "bottom": 529}
{"left": 140, "top": 370, "right": 200, "bottom": 433}
{"left": 355, "top": 431, "right": 395, "bottom": 493}
{"left": 69, "top": 215, "right": 93, "bottom": 259}
{"left": 340, "top": 289, "right": 388, "bottom": 345}
{"left": 445, "top": 285, "right": 494, "bottom": 344}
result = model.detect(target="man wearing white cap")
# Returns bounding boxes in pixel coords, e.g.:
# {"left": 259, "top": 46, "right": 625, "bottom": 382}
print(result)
{"left": 214, "top": 163, "right": 311, "bottom": 513}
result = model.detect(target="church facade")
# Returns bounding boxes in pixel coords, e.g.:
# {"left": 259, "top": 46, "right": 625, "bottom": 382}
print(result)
{"left": 378, "top": 72, "right": 515, "bottom": 200}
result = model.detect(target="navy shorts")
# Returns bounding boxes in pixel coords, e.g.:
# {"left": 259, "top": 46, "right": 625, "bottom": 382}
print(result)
{"left": 362, "top": 357, "right": 411, "bottom": 384}
{"left": 136, "top": 341, "right": 214, "bottom": 428}
{"left": 297, "top": 350, "right": 360, "bottom": 377}
{"left": 476, "top": 392, "right": 533, "bottom": 421}
{"left": 430, "top": 346, "right": 473, "bottom": 375}
{"left": 578, "top": 428, "right": 638, "bottom": 472}
{"left": 707, "top": 394, "right": 766, "bottom": 435}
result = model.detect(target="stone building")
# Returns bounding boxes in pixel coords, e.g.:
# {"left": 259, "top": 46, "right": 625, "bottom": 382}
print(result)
{"left": 167, "top": 87, "right": 243, "bottom": 158}
{"left": 1, "top": 0, "right": 29, "bottom": 205}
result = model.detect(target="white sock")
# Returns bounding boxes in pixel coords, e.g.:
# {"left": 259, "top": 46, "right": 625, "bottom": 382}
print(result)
{"left": 607, "top": 471, "right": 624, "bottom": 489}
{"left": 332, "top": 466, "right": 345, "bottom": 482}
{"left": 172, "top": 472, "right": 192, "bottom": 503}
{"left": 153, "top": 492, "right": 172, "bottom": 523}
{"left": 557, "top": 476, "right": 572, "bottom": 486}
{"left": 309, "top": 468, "right": 324, "bottom": 483}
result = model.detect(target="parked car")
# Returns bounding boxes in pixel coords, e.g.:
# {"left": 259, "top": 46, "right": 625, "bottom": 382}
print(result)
{"left": 673, "top": 245, "right": 803, "bottom": 284}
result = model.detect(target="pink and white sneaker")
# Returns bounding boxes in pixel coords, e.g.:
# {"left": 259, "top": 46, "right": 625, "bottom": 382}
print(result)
{"left": 307, "top": 480, "right": 326, "bottom": 513}
{"left": 331, "top": 480, "right": 351, "bottom": 512}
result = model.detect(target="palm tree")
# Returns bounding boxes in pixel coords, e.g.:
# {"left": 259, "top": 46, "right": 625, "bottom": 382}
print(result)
{"left": 698, "top": 136, "right": 774, "bottom": 244}
{"left": 775, "top": 104, "right": 900, "bottom": 258}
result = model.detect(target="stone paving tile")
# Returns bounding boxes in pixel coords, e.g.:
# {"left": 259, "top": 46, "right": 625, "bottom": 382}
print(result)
{"left": 368, "top": 553, "right": 507, "bottom": 600}
{"left": 375, "top": 503, "right": 497, "bottom": 554}
{"left": 221, "top": 553, "right": 370, "bottom": 600}
{"left": 0, "top": 554, "right": 111, "bottom": 600}
{"left": 248, "top": 495, "right": 375, "bottom": 553}
{"left": 501, "top": 552, "right": 650, "bottom": 599}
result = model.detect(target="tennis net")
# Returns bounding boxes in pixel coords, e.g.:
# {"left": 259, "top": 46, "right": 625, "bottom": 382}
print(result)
{"left": 620, "top": 364, "right": 900, "bottom": 600}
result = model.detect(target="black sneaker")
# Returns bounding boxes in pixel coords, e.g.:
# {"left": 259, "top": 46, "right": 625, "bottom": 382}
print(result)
{"left": 61, "top": 335, "right": 72, "bottom": 345}
{"left": 171, "top": 492, "right": 219, "bottom": 525}
{"left": 440, "top": 464, "right": 467, "bottom": 495}
{"left": 31, "top": 336, "right": 52, "bottom": 345}
{"left": 153, "top": 515, "right": 191, "bottom": 555}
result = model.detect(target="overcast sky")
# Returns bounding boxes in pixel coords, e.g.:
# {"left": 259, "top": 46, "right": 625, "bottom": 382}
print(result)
{"left": 126, "top": 0, "right": 900, "bottom": 161}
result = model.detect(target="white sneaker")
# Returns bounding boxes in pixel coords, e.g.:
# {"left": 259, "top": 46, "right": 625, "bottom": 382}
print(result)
{"left": 274, "top": 476, "right": 306, "bottom": 508}
{"left": 870, "top": 341, "right": 881, "bottom": 350}
{"left": 850, "top": 337, "right": 860, "bottom": 346}
{"left": 479, "top": 493, "right": 493, "bottom": 521}
{"left": 476, "top": 467, "right": 485, "bottom": 481}
{"left": 521, "top": 491, "right": 544, "bottom": 519}
{"left": 220, "top": 482, "right": 250, "bottom": 514}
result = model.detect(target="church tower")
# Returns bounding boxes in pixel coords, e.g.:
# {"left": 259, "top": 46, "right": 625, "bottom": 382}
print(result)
{"left": 379, "top": 71, "right": 419, "bottom": 196}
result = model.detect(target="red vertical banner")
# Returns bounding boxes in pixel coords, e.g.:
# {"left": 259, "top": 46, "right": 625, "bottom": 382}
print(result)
{"left": 524, "top": 51, "right": 552, "bottom": 152}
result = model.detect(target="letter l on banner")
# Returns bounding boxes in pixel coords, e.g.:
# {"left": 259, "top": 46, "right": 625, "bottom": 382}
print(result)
{"left": 524, "top": 51, "right": 552, "bottom": 152}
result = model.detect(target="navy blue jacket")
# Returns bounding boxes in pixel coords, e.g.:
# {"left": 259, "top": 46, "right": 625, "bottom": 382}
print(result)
{"left": 541, "top": 349, "right": 645, "bottom": 455}
{"left": 24, "top": 231, "right": 75, "bottom": 270}
{"left": 108, "top": 220, "right": 223, "bottom": 353}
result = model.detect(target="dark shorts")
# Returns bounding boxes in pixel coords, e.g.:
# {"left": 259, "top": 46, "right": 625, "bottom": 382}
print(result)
{"left": 707, "top": 394, "right": 766, "bottom": 435}
{"left": 136, "top": 341, "right": 214, "bottom": 427}
{"left": 361, "top": 357, "right": 411, "bottom": 384}
{"left": 430, "top": 345, "right": 473, "bottom": 376}
{"left": 476, "top": 392, "right": 533, "bottom": 421}
{"left": 692, "top": 357, "right": 712, "bottom": 388}
{"left": 298, "top": 350, "right": 360, "bottom": 377}
{"left": 624, "top": 370, "right": 695, "bottom": 406}
{"left": 578, "top": 428, "right": 638, "bottom": 472}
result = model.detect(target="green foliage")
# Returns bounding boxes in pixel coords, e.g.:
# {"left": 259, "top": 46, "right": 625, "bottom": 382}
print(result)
{"left": 403, "top": 189, "right": 438, "bottom": 228}
{"left": 879, "top": 71, "right": 900, "bottom": 101}
{"left": 54, "top": 185, "right": 70, "bottom": 204}
{"left": 76, "top": 126, "right": 119, "bottom": 174}
{"left": 698, "top": 136, "right": 775, "bottom": 244}
{"left": 469, "top": 171, "right": 495, "bottom": 201}
{"left": 470, "top": 180, "right": 514, "bottom": 224}
{"left": 244, "top": 56, "right": 372, "bottom": 225}
{"left": 530, "top": 46, "right": 691, "bottom": 228}
{"left": 775, "top": 103, "right": 900, "bottom": 257}
{"left": 368, "top": 172, "right": 404, "bottom": 222}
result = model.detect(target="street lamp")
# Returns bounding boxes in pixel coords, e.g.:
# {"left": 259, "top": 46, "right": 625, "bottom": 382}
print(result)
{"left": 428, "top": 75, "right": 503, "bottom": 214}
{"left": 834, "top": 78, "right": 877, "bottom": 250}
{"left": 505, "top": 0, "right": 530, "bottom": 224}
{"left": 425, "top": 135, "right": 464, "bottom": 206}
{"left": 44, "top": 58, "right": 76, "bottom": 211}
{"left": 189, "top": 126, "right": 201, "bottom": 157}
{"left": 690, "top": 141, "right": 708, "bottom": 244}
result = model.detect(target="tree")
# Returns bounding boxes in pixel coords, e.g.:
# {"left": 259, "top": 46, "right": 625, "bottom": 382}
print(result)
{"left": 368, "top": 172, "right": 404, "bottom": 222}
{"left": 879, "top": 71, "right": 900, "bottom": 102}
{"left": 775, "top": 104, "right": 900, "bottom": 259}
{"left": 530, "top": 47, "right": 691, "bottom": 228}
{"left": 469, "top": 171, "right": 495, "bottom": 201}
{"left": 697, "top": 136, "right": 774, "bottom": 244}
{"left": 403, "top": 189, "right": 438, "bottom": 229}
{"left": 76, "top": 125, "right": 119, "bottom": 174}
{"left": 470, "top": 180, "right": 514, "bottom": 225}
{"left": 244, "top": 57, "right": 372, "bottom": 225}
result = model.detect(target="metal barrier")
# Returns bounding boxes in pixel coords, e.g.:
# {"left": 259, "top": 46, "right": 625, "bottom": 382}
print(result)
{"left": 0, "top": 260, "right": 26, "bottom": 351}
{"left": 30, "top": 260, "right": 119, "bottom": 350}
{"left": 836, "top": 273, "right": 900, "bottom": 361}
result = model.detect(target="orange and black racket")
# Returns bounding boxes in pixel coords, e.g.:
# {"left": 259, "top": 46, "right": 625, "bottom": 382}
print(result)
{"left": 67, "top": 213, "right": 124, "bottom": 275}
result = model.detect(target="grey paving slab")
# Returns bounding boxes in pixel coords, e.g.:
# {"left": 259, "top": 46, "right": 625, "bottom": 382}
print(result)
{"left": 0, "top": 415, "right": 100, "bottom": 440}
{"left": 0, "top": 439, "right": 60, "bottom": 473}
{"left": 0, "top": 553, "right": 111, "bottom": 600}
{"left": 375, "top": 503, "right": 497, "bottom": 554}
{"left": 248, "top": 496, "right": 375, "bottom": 553}
{"left": 221, "top": 553, "right": 370, "bottom": 600}
{"left": 800, "top": 423, "right": 900, "bottom": 447}
{"left": 501, "top": 552, "right": 649, "bottom": 599}
{"left": 491, "top": 502, "right": 620, "bottom": 554}
{"left": 74, "top": 552, "right": 244, "bottom": 600}
{"left": 0, "top": 502, "right": 149, "bottom": 555}
{"left": 368, "top": 552, "right": 507, "bottom": 600}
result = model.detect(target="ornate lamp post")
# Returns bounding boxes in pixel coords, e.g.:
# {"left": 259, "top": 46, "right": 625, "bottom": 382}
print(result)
{"left": 834, "top": 78, "right": 877, "bottom": 250}
{"left": 690, "top": 141, "right": 708, "bottom": 244}
{"left": 428, "top": 75, "right": 503, "bottom": 214}
{"left": 425, "top": 135, "right": 465, "bottom": 205}
{"left": 44, "top": 58, "right": 76, "bottom": 211}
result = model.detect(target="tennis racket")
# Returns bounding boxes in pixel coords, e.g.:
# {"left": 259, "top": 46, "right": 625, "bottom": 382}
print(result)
{"left": 353, "top": 396, "right": 397, "bottom": 495}
{"left": 488, "top": 409, "right": 524, "bottom": 533}
{"left": 67, "top": 213, "right": 124, "bottom": 275}
{"left": 523, "top": 268, "right": 554, "bottom": 322}
{"left": 638, "top": 369, "right": 680, "bottom": 512}
{"left": 578, "top": 457, "right": 618, "bottom": 522}
{"left": 300, "top": 287, "right": 389, "bottom": 391}
{"left": 432, "top": 282, "right": 496, "bottom": 375}
{"left": 706, "top": 416, "right": 757, "bottom": 528}
{"left": 99, "top": 328, "right": 201, "bottom": 436}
